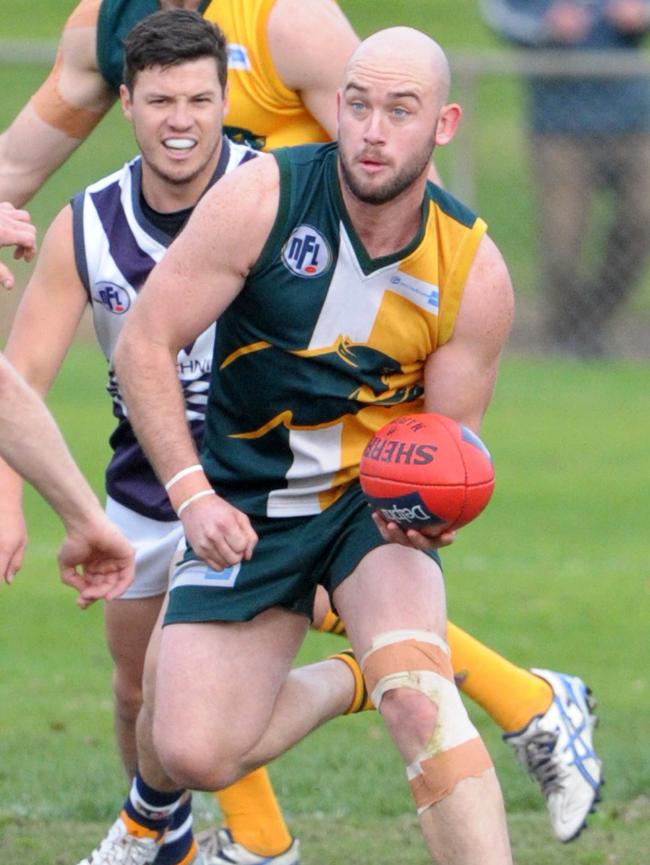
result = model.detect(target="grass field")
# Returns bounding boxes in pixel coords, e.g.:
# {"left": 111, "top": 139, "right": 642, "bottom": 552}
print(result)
{"left": 0, "top": 347, "right": 648, "bottom": 864}
{"left": 0, "top": 2, "right": 649, "bottom": 863}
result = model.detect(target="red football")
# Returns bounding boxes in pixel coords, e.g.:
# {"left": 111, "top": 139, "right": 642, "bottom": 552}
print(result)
{"left": 359, "top": 413, "right": 495, "bottom": 531}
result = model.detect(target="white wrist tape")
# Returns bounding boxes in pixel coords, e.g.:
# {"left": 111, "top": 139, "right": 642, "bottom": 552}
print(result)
{"left": 164, "top": 464, "right": 203, "bottom": 492}
{"left": 176, "top": 489, "right": 216, "bottom": 517}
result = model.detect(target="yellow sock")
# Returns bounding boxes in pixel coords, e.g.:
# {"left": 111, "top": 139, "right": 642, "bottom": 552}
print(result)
{"left": 332, "top": 649, "right": 375, "bottom": 713}
{"left": 214, "top": 767, "right": 292, "bottom": 856}
{"left": 448, "top": 621, "right": 553, "bottom": 733}
{"left": 315, "top": 607, "right": 347, "bottom": 636}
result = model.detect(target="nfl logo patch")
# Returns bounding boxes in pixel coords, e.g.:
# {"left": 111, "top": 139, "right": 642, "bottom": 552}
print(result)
{"left": 281, "top": 225, "right": 332, "bottom": 278}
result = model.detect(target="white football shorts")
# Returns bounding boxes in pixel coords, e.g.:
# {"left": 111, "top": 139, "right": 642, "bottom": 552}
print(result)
{"left": 105, "top": 496, "right": 186, "bottom": 600}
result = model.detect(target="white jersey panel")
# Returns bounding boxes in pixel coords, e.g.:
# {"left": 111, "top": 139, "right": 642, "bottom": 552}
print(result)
{"left": 77, "top": 157, "right": 214, "bottom": 424}
{"left": 267, "top": 224, "right": 416, "bottom": 516}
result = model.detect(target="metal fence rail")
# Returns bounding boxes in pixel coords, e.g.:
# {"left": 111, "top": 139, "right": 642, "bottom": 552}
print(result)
{"left": 0, "top": 40, "right": 57, "bottom": 63}
{"left": 0, "top": 43, "right": 648, "bottom": 357}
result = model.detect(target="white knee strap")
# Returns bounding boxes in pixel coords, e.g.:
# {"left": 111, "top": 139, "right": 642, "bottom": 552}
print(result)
{"left": 361, "top": 629, "right": 493, "bottom": 811}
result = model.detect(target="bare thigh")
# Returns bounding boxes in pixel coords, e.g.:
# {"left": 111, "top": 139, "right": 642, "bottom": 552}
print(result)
{"left": 151, "top": 606, "right": 309, "bottom": 775}
{"left": 332, "top": 543, "right": 447, "bottom": 658}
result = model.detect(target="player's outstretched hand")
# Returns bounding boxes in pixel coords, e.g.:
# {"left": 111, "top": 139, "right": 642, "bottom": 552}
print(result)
{"left": 58, "top": 516, "right": 135, "bottom": 609}
{"left": 371, "top": 511, "right": 457, "bottom": 551}
{"left": 180, "top": 492, "right": 258, "bottom": 572}
{"left": 0, "top": 499, "right": 27, "bottom": 585}
{"left": 0, "top": 202, "right": 37, "bottom": 289}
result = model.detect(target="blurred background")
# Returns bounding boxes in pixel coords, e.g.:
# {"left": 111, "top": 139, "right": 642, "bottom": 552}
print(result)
{"left": 2, "top": 0, "right": 650, "bottom": 358}
{"left": 0, "top": 4, "right": 648, "bottom": 864}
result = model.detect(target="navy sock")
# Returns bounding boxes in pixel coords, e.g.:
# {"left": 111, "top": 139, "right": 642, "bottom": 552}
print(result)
{"left": 122, "top": 773, "right": 186, "bottom": 839}
{"left": 154, "top": 794, "right": 196, "bottom": 865}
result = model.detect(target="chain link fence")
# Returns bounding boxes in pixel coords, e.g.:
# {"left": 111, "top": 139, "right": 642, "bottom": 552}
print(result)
{"left": 1, "top": 42, "right": 649, "bottom": 358}
{"left": 443, "top": 49, "right": 650, "bottom": 359}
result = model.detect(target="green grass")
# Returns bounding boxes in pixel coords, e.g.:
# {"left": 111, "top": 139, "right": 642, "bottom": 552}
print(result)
{"left": 3, "top": 810, "right": 650, "bottom": 865}
{"left": 0, "top": 347, "right": 649, "bottom": 863}
{"left": 1, "top": 3, "right": 650, "bottom": 862}
{"left": 0, "top": 1, "right": 499, "bottom": 45}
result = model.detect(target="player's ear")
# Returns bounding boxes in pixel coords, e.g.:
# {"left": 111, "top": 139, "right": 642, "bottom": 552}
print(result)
{"left": 434, "top": 103, "right": 461, "bottom": 147}
{"left": 119, "top": 84, "right": 134, "bottom": 121}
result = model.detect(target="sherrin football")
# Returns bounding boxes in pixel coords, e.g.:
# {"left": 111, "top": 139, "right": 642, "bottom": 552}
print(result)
{"left": 359, "top": 413, "right": 495, "bottom": 531}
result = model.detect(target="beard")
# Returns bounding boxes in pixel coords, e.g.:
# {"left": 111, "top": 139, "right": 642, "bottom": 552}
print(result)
{"left": 338, "top": 132, "right": 436, "bottom": 206}
{"left": 143, "top": 157, "right": 209, "bottom": 187}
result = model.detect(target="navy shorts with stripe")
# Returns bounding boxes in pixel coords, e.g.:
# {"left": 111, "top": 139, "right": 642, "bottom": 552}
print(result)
{"left": 165, "top": 482, "right": 441, "bottom": 625}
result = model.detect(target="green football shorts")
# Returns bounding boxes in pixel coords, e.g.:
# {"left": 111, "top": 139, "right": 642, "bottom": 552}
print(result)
{"left": 165, "top": 482, "right": 442, "bottom": 625}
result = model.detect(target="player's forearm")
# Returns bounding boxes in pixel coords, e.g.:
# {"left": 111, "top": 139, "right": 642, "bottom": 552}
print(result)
{"left": 113, "top": 334, "right": 203, "bottom": 500}
{"left": 0, "top": 358, "right": 102, "bottom": 525}
{"left": 0, "top": 170, "right": 40, "bottom": 210}
{"left": 0, "top": 111, "right": 84, "bottom": 207}
{"left": 0, "top": 456, "right": 25, "bottom": 509}
{"left": 46, "top": 479, "right": 106, "bottom": 537}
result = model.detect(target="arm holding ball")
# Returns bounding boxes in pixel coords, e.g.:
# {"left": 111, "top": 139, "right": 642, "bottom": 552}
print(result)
{"left": 370, "top": 233, "right": 514, "bottom": 549}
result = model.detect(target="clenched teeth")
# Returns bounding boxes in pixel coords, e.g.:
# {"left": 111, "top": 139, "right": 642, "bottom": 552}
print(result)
{"left": 164, "top": 138, "right": 196, "bottom": 150}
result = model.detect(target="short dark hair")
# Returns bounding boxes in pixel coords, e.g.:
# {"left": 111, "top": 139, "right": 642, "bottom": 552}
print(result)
{"left": 123, "top": 9, "right": 228, "bottom": 94}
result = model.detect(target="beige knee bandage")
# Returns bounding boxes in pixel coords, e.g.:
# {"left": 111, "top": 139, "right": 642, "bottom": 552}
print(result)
{"left": 361, "top": 629, "right": 493, "bottom": 812}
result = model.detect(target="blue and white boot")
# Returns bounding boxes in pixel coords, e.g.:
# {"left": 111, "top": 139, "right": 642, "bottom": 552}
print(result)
{"left": 504, "top": 668, "right": 603, "bottom": 842}
{"left": 197, "top": 829, "right": 299, "bottom": 865}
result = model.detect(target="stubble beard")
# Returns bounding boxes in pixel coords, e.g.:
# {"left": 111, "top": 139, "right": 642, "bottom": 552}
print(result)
{"left": 338, "top": 134, "right": 436, "bottom": 206}
{"left": 140, "top": 136, "right": 221, "bottom": 188}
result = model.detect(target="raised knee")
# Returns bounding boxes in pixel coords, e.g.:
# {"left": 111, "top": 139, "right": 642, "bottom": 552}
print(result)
{"left": 154, "top": 734, "right": 243, "bottom": 791}
{"left": 156, "top": 742, "right": 220, "bottom": 790}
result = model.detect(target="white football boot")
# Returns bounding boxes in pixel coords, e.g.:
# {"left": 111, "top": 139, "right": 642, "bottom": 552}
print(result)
{"left": 76, "top": 816, "right": 162, "bottom": 865}
{"left": 76, "top": 816, "right": 211, "bottom": 865}
{"left": 197, "top": 828, "right": 299, "bottom": 865}
{"left": 504, "top": 668, "right": 603, "bottom": 842}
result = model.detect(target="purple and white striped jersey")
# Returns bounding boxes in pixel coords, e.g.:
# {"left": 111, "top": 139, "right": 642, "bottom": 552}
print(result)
{"left": 71, "top": 137, "right": 258, "bottom": 520}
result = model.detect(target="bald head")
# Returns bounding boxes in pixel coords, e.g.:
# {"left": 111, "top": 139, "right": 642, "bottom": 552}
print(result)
{"left": 344, "top": 28, "right": 451, "bottom": 106}
{"left": 336, "top": 26, "right": 461, "bottom": 208}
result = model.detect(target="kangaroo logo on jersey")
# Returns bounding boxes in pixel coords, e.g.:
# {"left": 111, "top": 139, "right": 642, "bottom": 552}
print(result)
{"left": 93, "top": 281, "right": 131, "bottom": 315}
{"left": 282, "top": 225, "right": 332, "bottom": 278}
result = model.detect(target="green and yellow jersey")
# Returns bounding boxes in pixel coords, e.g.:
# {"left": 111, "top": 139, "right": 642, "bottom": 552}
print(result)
{"left": 202, "top": 143, "right": 487, "bottom": 518}
{"left": 204, "top": 0, "right": 330, "bottom": 149}
{"left": 97, "top": 0, "right": 329, "bottom": 149}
